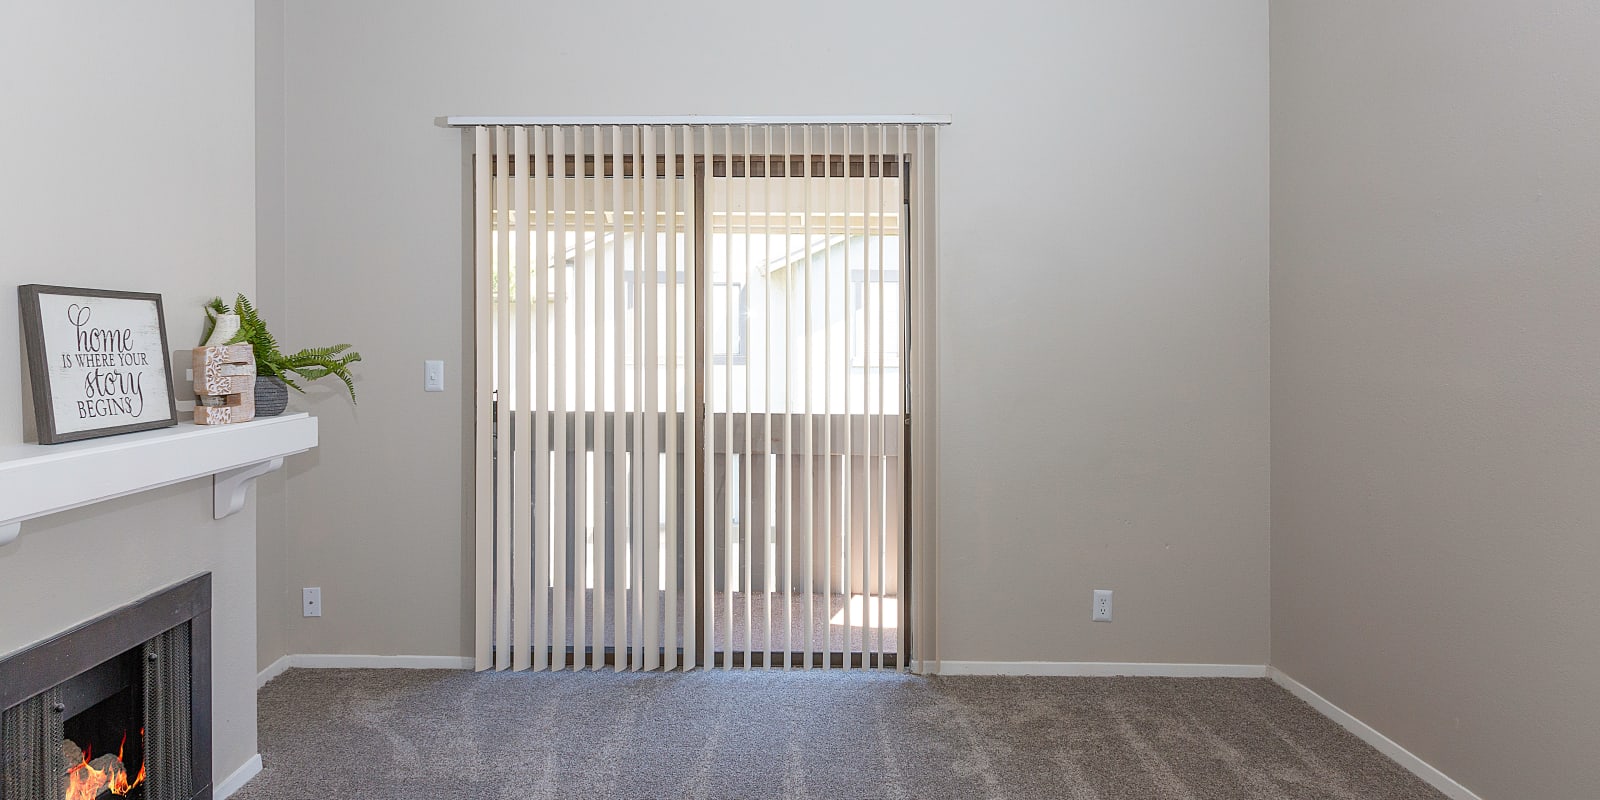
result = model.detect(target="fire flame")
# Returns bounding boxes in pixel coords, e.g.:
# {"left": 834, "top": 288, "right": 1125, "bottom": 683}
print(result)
{"left": 109, "top": 730, "right": 146, "bottom": 795}
{"left": 63, "top": 729, "right": 145, "bottom": 799}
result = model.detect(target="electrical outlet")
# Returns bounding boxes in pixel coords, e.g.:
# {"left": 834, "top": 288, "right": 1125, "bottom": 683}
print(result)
{"left": 1092, "top": 589, "right": 1113, "bottom": 622}
{"left": 303, "top": 587, "right": 322, "bottom": 618}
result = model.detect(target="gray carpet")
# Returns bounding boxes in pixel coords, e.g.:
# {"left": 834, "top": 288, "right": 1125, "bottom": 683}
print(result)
{"left": 234, "top": 669, "right": 1446, "bottom": 800}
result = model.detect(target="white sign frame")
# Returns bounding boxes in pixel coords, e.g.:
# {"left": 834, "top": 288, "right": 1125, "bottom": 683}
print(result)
{"left": 18, "top": 284, "right": 179, "bottom": 444}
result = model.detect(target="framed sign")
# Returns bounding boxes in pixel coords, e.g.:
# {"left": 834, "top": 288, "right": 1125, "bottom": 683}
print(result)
{"left": 18, "top": 285, "right": 179, "bottom": 444}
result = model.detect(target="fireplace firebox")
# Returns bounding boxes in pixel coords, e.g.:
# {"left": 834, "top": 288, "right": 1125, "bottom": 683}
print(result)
{"left": 0, "top": 575, "right": 211, "bottom": 800}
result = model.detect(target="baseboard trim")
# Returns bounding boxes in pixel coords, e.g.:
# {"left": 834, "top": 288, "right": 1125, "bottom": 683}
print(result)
{"left": 287, "top": 653, "right": 476, "bottom": 670}
{"left": 256, "top": 655, "right": 291, "bottom": 688}
{"left": 214, "top": 753, "right": 262, "bottom": 800}
{"left": 1268, "top": 668, "right": 1482, "bottom": 800}
{"left": 937, "top": 661, "right": 1269, "bottom": 678}
{"left": 257, "top": 654, "right": 474, "bottom": 687}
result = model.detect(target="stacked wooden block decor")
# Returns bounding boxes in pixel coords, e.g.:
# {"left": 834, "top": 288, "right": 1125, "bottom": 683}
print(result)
{"left": 193, "top": 344, "right": 255, "bottom": 424}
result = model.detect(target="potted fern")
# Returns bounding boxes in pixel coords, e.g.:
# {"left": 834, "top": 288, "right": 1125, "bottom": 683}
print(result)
{"left": 202, "top": 295, "right": 362, "bottom": 417}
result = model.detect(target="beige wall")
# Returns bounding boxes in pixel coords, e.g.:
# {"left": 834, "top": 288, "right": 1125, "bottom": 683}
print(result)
{"left": 0, "top": 0, "right": 261, "bottom": 783}
{"left": 1270, "top": 3, "right": 1600, "bottom": 798}
{"left": 262, "top": 0, "right": 1270, "bottom": 666}
{"left": 254, "top": 0, "right": 291, "bottom": 673}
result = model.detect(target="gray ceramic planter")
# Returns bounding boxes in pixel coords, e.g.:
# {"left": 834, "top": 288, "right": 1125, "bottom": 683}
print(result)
{"left": 255, "top": 375, "right": 289, "bottom": 417}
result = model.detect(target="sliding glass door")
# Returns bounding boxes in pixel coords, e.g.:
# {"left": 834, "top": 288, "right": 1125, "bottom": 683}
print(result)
{"left": 474, "top": 124, "right": 928, "bottom": 672}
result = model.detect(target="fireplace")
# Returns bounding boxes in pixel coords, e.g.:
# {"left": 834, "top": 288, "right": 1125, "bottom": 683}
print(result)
{"left": 0, "top": 575, "right": 211, "bottom": 800}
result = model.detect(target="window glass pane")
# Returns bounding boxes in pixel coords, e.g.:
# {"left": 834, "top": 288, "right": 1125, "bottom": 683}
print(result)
{"left": 708, "top": 173, "right": 901, "bottom": 414}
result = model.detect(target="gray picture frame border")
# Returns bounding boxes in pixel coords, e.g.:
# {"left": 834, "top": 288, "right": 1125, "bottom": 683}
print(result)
{"left": 18, "top": 284, "right": 180, "bottom": 445}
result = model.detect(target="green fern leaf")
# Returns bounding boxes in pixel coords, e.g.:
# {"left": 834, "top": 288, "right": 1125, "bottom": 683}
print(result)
{"left": 198, "top": 294, "right": 361, "bottom": 405}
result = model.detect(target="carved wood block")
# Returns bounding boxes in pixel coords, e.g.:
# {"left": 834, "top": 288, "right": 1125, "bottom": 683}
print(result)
{"left": 192, "top": 344, "right": 255, "bottom": 425}
{"left": 194, "top": 344, "right": 254, "bottom": 395}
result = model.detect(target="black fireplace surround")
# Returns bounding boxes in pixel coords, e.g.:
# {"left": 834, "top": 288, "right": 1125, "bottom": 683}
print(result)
{"left": 0, "top": 574, "right": 211, "bottom": 800}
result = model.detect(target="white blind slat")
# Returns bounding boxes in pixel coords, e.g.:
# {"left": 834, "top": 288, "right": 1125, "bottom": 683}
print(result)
{"left": 778, "top": 128, "right": 793, "bottom": 669}
{"left": 551, "top": 127, "right": 569, "bottom": 671}
{"left": 572, "top": 126, "right": 590, "bottom": 672}
{"left": 512, "top": 126, "right": 533, "bottom": 673}
{"left": 864, "top": 122, "right": 877, "bottom": 670}
{"left": 700, "top": 124, "right": 715, "bottom": 672}
{"left": 642, "top": 127, "right": 662, "bottom": 672}
{"left": 875, "top": 123, "right": 889, "bottom": 668}
{"left": 610, "top": 125, "right": 628, "bottom": 673}
{"left": 821, "top": 124, "right": 834, "bottom": 671}
{"left": 862, "top": 124, "right": 876, "bottom": 670}
{"left": 883, "top": 121, "right": 896, "bottom": 668}
{"left": 844, "top": 124, "right": 857, "bottom": 670}
{"left": 760, "top": 129, "right": 775, "bottom": 667}
{"left": 722, "top": 125, "right": 735, "bottom": 671}
{"left": 589, "top": 125, "right": 607, "bottom": 672}
{"left": 663, "top": 125, "right": 680, "bottom": 671}
{"left": 801, "top": 125, "right": 815, "bottom": 669}
{"left": 914, "top": 125, "right": 932, "bottom": 672}
{"left": 494, "top": 126, "right": 513, "bottom": 672}
{"left": 681, "top": 124, "right": 698, "bottom": 672}
{"left": 473, "top": 127, "right": 493, "bottom": 672}
{"left": 832, "top": 123, "right": 844, "bottom": 668}
{"left": 741, "top": 125, "right": 755, "bottom": 668}
{"left": 532, "top": 126, "right": 551, "bottom": 672}
{"left": 630, "top": 126, "right": 646, "bottom": 672}
{"left": 896, "top": 124, "right": 909, "bottom": 672}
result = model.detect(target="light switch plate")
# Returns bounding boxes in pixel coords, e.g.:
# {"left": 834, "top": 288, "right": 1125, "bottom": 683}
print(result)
{"left": 424, "top": 360, "right": 445, "bottom": 392}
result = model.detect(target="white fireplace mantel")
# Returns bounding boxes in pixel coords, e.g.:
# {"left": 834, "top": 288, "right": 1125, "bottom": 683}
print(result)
{"left": 0, "top": 413, "right": 317, "bottom": 546}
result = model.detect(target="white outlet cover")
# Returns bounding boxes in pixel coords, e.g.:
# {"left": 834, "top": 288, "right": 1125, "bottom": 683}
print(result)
{"left": 1092, "top": 589, "right": 1113, "bottom": 622}
{"left": 424, "top": 360, "right": 445, "bottom": 392}
{"left": 303, "top": 587, "right": 322, "bottom": 618}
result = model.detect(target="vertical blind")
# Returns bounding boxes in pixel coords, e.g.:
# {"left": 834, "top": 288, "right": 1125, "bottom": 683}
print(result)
{"left": 472, "top": 122, "right": 939, "bottom": 672}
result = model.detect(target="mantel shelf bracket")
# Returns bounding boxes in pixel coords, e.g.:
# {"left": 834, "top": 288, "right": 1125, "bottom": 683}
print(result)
{"left": 0, "top": 456, "right": 288, "bottom": 547}
{"left": 0, "top": 413, "right": 316, "bottom": 548}
{"left": 213, "top": 457, "right": 284, "bottom": 520}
